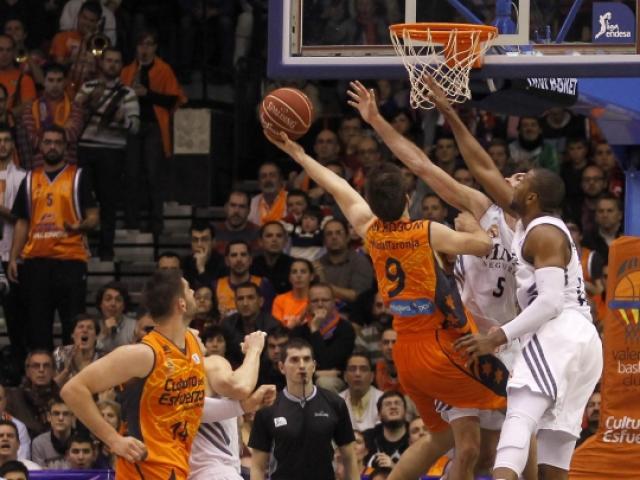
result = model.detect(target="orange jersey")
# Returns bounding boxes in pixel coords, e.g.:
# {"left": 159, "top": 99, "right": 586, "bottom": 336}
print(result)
{"left": 272, "top": 291, "right": 308, "bottom": 327}
{"left": 0, "top": 68, "right": 36, "bottom": 111}
{"left": 365, "top": 219, "right": 470, "bottom": 335}
{"left": 49, "top": 30, "right": 82, "bottom": 62}
{"left": 215, "top": 275, "right": 263, "bottom": 316}
{"left": 117, "top": 330, "right": 206, "bottom": 480}
{"left": 22, "top": 165, "right": 89, "bottom": 261}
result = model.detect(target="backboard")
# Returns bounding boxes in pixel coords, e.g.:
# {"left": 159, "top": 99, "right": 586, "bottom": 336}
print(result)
{"left": 268, "top": 0, "right": 640, "bottom": 78}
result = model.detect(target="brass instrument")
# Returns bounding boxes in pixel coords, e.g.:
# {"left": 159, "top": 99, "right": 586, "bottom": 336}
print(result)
{"left": 15, "top": 46, "right": 28, "bottom": 64}
{"left": 67, "top": 33, "right": 111, "bottom": 96}
{"left": 88, "top": 33, "right": 110, "bottom": 57}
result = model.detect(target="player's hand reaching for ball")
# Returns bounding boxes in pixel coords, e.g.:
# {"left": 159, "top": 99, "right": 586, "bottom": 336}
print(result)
{"left": 110, "top": 435, "right": 148, "bottom": 463}
{"left": 454, "top": 329, "right": 508, "bottom": 364}
{"left": 241, "top": 384, "right": 277, "bottom": 412}
{"left": 264, "top": 131, "right": 305, "bottom": 161}
{"left": 347, "top": 80, "right": 380, "bottom": 124}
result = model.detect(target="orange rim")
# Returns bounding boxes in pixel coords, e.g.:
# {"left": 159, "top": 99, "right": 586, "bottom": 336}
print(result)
{"left": 390, "top": 22, "right": 498, "bottom": 45}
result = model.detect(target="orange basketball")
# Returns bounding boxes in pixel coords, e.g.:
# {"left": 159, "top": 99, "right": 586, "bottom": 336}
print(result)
{"left": 260, "top": 87, "right": 314, "bottom": 141}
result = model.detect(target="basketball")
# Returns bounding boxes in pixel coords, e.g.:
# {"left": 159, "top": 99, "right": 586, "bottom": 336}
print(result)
{"left": 260, "top": 88, "right": 314, "bottom": 141}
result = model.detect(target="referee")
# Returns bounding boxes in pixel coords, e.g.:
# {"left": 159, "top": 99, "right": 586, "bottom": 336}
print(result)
{"left": 249, "top": 338, "right": 360, "bottom": 480}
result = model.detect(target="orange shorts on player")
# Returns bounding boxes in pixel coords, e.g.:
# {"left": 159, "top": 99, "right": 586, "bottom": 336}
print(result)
{"left": 393, "top": 326, "right": 507, "bottom": 432}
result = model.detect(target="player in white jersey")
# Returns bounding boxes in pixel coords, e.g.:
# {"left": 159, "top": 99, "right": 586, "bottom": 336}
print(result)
{"left": 190, "top": 331, "right": 268, "bottom": 480}
{"left": 451, "top": 128, "right": 603, "bottom": 478}
{"left": 348, "top": 81, "right": 534, "bottom": 480}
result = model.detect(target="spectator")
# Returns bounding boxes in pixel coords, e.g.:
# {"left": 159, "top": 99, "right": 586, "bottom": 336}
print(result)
{"left": 0, "top": 460, "right": 30, "bottom": 479}
{"left": 257, "top": 327, "right": 289, "bottom": 390}
{"left": 352, "top": 0, "right": 387, "bottom": 45}
{"left": 561, "top": 137, "right": 591, "bottom": 207}
{"left": 314, "top": 161, "right": 349, "bottom": 219}
{"left": 421, "top": 193, "right": 450, "bottom": 224}
{"left": 8, "top": 125, "right": 98, "bottom": 350}
{"left": 121, "top": 28, "right": 186, "bottom": 237}
{"left": 288, "top": 205, "right": 325, "bottom": 261}
{"left": 566, "top": 221, "right": 605, "bottom": 298}
{"left": 351, "top": 135, "right": 383, "bottom": 192}
{"left": 577, "top": 390, "right": 601, "bottom": 446}
{"left": 353, "top": 430, "right": 369, "bottom": 475}
{"left": 21, "top": 63, "right": 85, "bottom": 169}
{"left": 0, "top": 127, "right": 26, "bottom": 366}
{"left": 340, "top": 353, "right": 383, "bottom": 432}
{"left": 63, "top": 432, "right": 95, "bottom": 469}
{"left": 337, "top": 114, "right": 363, "bottom": 165}
{"left": 487, "top": 138, "right": 512, "bottom": 175}
{"left": 251, "top": 221, "right": 294, "bottom": 294}
{"left": 316, "top": 218, "right": 374, "bottom": 308}
{"left": 5, "top": 351, "right": 59, "bottom": 437}
{"left": 0, "top": 34, "right": 35, "bottom": 114}
{"left": 5, "top": 18, "right": 44, "bottom": 88}
{"left": 30, "top": 398, "right": 74, "bottom": 469}
{"left": 0, "top": 384, "right": 30, "bottom": 460}
{"left": 50, "top": 1, "right": 102, "bottom": 65}
{"left": 132, "top": 309, "right": 155, "bottom": 343}
{"left": 313, "top": 129, "right": 341, "bottom": 165}
{"left": 248, "top": 162, "right": 288, "bottom": 226}
{"left": 352, "top": 291, "right": 392, "bottom": 367}
{"left": 96, "top": 280, "right": 136, "bottom": 352}
{"left": 375, "top": 328, "right": 403, "bottom": 394}
{"left": 396, "top": 164, "right": 423, "bottom": 220}
{"left": 249, "top": 338, "right": 359, "bottom": 480}
{"left": 52, "top": 313, "right": 102, "bottom": 387}
{"left": 272, "top": 259, "right": 313, "bottom": 328}
{"left": 157, "top": 251, "right": 181, "bottom": 270}
{"left": 190, "top": 285, "right": 220, "bottom": 333}
{"left": 201, "top": 326, "right": 227, "bottom": 358}
{"left": 59, "top": 0, "right": 117, "bottom": 45}
{"left": 76, "top": 47, "right": 139, "bottom": 260}
{"left": 508, "top": 116, "right": 559, "bottom": 172}
{"left": 572, "top": 165, "right": 607, "bottom": 234}
{"left": 408, "top": 417, "right": 427, "bottom": 444}
{"left": 222, "top": 281, "right": 279, "bottom": 365}
{"left": 583, "top": 195, "right": 624, "bottom": 260}
{"left": 592, "top": 140, "right": 624, "bottom": 197}
{"left": 182, "top": 220, "right": 225, "bottom": 288}
{"left": 431, "top": 135, "right": 459, "bottom": 176}
{"left": 95, "top": 399, "right": 120, "bottom": 468}
{"left": 453, "top": 167, "right": 479, "bottom": 190}
{"left": 282, "top": 189, "right": 309, "bottom": 227}
{"left": 291, "top": 282, "right": 356, "bottom": 392}
{"left": 541, "top": 107, "right": 587, "bottom": 154}
{"left": 362, "top": 391, "right": 409, "bottom": 469}
{"left": 0, "top": 421, "right": 39, "bottom": 470}
{"left": 213, "top": 190, "right": 260, "bottom": 254}
{"left": 214, "top": 240, "right": 275, "bottom": 317}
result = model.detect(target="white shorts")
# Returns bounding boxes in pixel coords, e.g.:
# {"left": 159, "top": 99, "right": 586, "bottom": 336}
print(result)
{"left": 508, "top": 309, "right": 602, "bottom": 437}
{"left": 439, "top": 406, "right": 505, "bottom": 430}
{"left": 189, "top": 467, "right": 242, "bottom": 480}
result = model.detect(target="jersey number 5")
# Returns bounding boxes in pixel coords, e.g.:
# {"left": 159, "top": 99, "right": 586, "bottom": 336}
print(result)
{"left": 492, "top": 276, "right": 506, "bottom": 298}
{"left": 385, "top": 257, "right": 405, "bottom": 297}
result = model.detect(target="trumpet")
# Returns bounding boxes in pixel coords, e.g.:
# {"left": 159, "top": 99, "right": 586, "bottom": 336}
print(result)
{"left": 15, "top": 46, "right": 28, "bottom": 64}
{"left": 88, "top": 33, "right": 111, "bottom": 57}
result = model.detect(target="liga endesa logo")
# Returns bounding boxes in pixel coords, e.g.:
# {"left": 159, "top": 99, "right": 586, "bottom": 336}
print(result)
{"left": 609, "top": 260, "right": 640, "bottom": 343}
{"left": 592, "top": 2, "right": 636, "bottom": 43}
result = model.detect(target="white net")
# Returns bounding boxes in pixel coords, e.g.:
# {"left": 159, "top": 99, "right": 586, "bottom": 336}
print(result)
{"left": 390, "top": 24, "right": 498, "bottom": 110}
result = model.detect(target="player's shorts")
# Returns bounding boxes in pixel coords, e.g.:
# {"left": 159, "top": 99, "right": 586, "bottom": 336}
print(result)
{"left": 438, "top": 405, "right": 505, "bottom": 431}
{"left": 393, "top": 327, "right": 508, "bottom": 432}
{"left": 117, "top": 462, "right": 187, "bottom": 480}
{"left": 508, "top": 309, "right": 602, "bottom": 437}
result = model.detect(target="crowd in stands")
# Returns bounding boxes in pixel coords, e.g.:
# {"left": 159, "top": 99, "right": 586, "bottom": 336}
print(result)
{"left": 0, "top": 0, "right": 619, "bottom": 478}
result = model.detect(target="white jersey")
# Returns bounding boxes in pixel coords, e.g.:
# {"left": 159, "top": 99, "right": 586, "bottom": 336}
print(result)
{"left": 512, "top": 216, "right": 591, "bottom": 319}
{"left": 454, "top": 204, "right": 518, "bottom": 332}
{"left": 189, "top": 416, "right": 241, "bottom": 480}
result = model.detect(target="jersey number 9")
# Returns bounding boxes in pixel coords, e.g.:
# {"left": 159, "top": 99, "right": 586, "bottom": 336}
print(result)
{"left": 385, "top": 257, "right": 405, "bottom": 297}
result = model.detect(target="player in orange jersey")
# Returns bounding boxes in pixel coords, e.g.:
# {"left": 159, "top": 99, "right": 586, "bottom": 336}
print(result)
{"left": 267, "top": 131, "right": 509, "bottom": 479}
{"left": 61, "top": 269, "right": 275, "bottom": 479}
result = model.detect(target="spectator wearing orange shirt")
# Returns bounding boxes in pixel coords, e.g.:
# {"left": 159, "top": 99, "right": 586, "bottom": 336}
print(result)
{"left": 121, "top": 28, "right": 186, "bottom": 237}
{"left": 272, "top": 258, "right": 314, "bottom": 328}
{"left": 0, "top": 34, "right": 35, "bottom": 115}
{"left": 374, "top": 328, "right": 405, "bottom": 395}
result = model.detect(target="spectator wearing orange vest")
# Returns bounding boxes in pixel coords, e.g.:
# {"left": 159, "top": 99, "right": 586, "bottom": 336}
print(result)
{"left": 566, "top": 220, "right": 605, "bottom": 299}
{"left": 8, "top": 125, "right": 99, "bottom": 350}
{"left": 0, "top": 34, "right": 35, "bottom": 116}
{"left": 248, "top": 162, "right": 288, "bottom": 227}
{"left": 213, "top": 240, "right": 275, "bottom": 318}
{"left": 21, "top": 63, "right": 85, "bottom": 168}
{"left": 272, "top": 258, "right": 313, "bottom": 328}
{"left": 120, "top": 28, "right": 186, "bottom": 237}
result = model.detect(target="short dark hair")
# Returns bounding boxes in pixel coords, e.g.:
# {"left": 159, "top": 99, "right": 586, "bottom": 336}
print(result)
{"left": 422, "top": 193, "right": 447, "bottom": 208}
{"left": 42, "top": 124, "right": 66, "bottom": 140}
{"left": 287, "top": 189, "right": 310, "bottom": 205}
{"left": 365, "top": 162, "right": 408, "bottom": 222}
{"left": 597, "top": 193, "right": 623, "bottom": 212}
{"left": 72, "top": 312, "right": 101, "bottom": 336}
{"left": 201, "top": 326, "right": 225, "bottom": 343}
{"left": 280, "top": 338, "right": 314, "bottom": 363}
{"left": 225, "top": 239, "right": 251, "bottom": 256}
{"left": 301, "top": 205, "right": 323, "bottom": 224}
{"left": 227, "top": 190, "right": 250, "bottom": 204}
{"left": 529, "top": 168, "right": 566, "bottom": 212}
{"left": 259, "top": 220, "right": 286, "bottom": 238}
{"left": 142, "top": 270, "right": 185, "bottom": 321}
{"left": 290, "top": 258, "right": 314, "bottom": 275}
{"left": 0, "top": 460, "right": 29, "bottom": 478}
{"left": 234, "top": 281, "right": 261, "bottom": 296}
{"left": 25, "top": 349, "right": 53, "bottom": 369}
{"left": 158, "top": 251, "right": 181, "bottom": 262}
{"left": 96, "top": 281, "right": 131, "bottom": 313}
{"left": 370, "top": 467, "right": 392, "bottom": 480}
{"left": 321, "top": 217, "right": 348, "bottom": 236}
{"left": 566, "top": 136, "right": 589, "bottom": 149}
{"left": 43, "top": 62, "right": 67, "bottom": 77}
{"left": 0, "top": 418, "right": 18, "bottom": 437}
{"left": 376, "top": 390, "right": 407, "bottom": 412}
{"left": 135, "top": 28, "right": 158, "bottom": 45}
{"left": 191, "top": 220, "right": 215, "bottom": 237}
{"left": 47, "top": 396, "right": 67, "bottom": 412}
{"left": 346, "top": 351, "right": 373, "bottom": 371}
{"left": 268, "top": 326, "right": 290, "bottom": 341}
{"left": 309, "top": 281, "right": 335, "bottom": 299}
{"left": 79, "top": 0, "right": 103, "bottom": 18}
{"left": 67, "top": 431, "right": 95, "bottom": 450}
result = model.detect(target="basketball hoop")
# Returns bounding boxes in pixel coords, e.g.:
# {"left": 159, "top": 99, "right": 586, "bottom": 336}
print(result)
{"left": 389, "top": 23, "right": 498, "bottom": 109}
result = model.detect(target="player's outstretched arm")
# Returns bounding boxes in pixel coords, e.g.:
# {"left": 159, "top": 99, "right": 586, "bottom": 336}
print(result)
{"left": 426, "top": 76, "right": 515, "bottom": 215}
{"left": 204, "top": 331, "right": 265, "bottom": 399}
{"left": 266, "top": 132, "right": 375, "bottom": 237}
{"left": 429, "top": 212, "right": 493, "bottom": 257}
{"left": 61, "top": 344, "right": 154, "bottom": 463}
{"left": 347, "top": 80, "right": 491, "bottom": 220}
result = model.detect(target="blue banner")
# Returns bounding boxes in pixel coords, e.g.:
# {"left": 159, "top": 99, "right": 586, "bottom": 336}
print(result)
{"left": 592, "top": 2, "right": 636, "bottom": 43}
{"left": 31, "top": 471, "right": 114, "bottom": 480}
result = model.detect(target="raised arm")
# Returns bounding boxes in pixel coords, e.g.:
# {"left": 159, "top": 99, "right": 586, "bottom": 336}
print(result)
{"left": 429, "top": 213, "right": 493, "bottom": 257}
{"left": 347, "top": 81, "right": 491, "bottom": 220}
{"left": 426, "top": 76, "right": 516, "bottom": 215}
{"left": 266, "top": 132, "right": 375, "bottom": 238}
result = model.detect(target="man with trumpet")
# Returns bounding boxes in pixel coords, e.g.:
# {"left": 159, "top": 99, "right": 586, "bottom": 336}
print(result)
{"left": 0, "top": 34, "right": 36, "bottom": 118}
{"left": 76, "top": 47, "right": 139, "bottom": 261}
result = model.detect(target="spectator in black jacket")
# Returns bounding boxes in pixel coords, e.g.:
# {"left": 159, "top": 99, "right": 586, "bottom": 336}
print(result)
{"left": 182, "top": 221, "right": 226, "bottom": 288}
{"left": 362, "top": 391, "right": 409, "bottom": 470}
{"left": 583, "top": 195, "right": 624, "bottom": 260}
